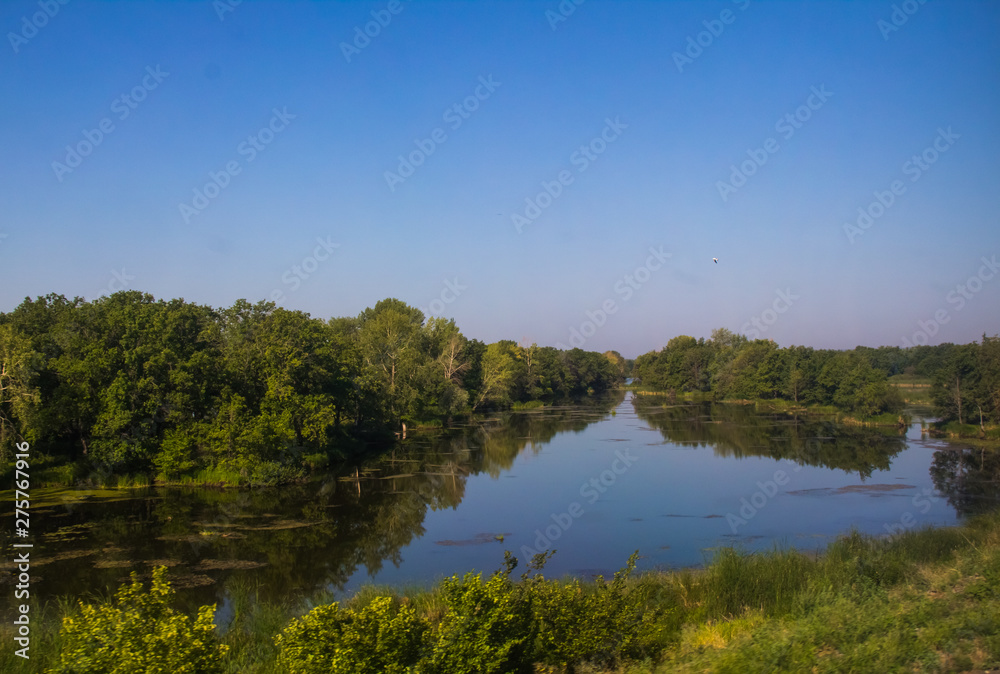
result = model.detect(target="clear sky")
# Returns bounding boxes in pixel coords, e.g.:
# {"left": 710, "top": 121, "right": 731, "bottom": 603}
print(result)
{"left": 2, "top": 0, "right": 998, "bottom": 358}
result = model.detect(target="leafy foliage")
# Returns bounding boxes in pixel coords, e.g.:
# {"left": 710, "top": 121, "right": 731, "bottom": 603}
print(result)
{"left": 532, "top": 551, "right": 656, "bottom": 669}
{"left": 424, "top": 552, "right": 536, "bottom": 673}
{"left": 629, "top": 330, "right": 1000, "bottom": 419}
{"left": 0, "top": 293, "right": 620, "bottom": 483}
{"left": 52, "top": 566, "right": 226, "bottom": 674}
{"left": 275, "top": 596, "right": 427, "bottom": 674}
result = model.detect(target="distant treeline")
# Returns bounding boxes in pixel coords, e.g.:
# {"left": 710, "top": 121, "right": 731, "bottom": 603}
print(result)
{"left": 0, "top": 293, "right": 623, "bottom": 481}
{"left": 632, "top": 329, "right": 1000, "bottom": 425}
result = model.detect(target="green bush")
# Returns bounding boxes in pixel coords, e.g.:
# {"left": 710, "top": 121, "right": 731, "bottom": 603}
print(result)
{"left": 274, "top": 596, "right": 427, "bottom": 674}
{"left": 533, "top": 551, "right": 653, "bottom": 669}
{"left": 52, "top": 566, "right": 226, "bottom": 674}
{"left": 248, "top": 459, "right": 304, "bottom": 486}
{"left": 424, "top": 553, "right": 536, "bottom": 674}
{"left": 153, "top": 426, "right": 201, "bottom": 479}
{"left": 301, "top": 451, "right": 330, "bottom": 472}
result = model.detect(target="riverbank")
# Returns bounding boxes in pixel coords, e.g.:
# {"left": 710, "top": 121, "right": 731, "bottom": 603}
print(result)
{"left": 627, "top": 388, "right": 912, "bottom": 429}
{"left": 6, "top": 508, "right": 998, "bottom": 673}
{"left": 8, "top": 396, "right": 613, "bottom": 490}
{"left": 928, "top": 420, "right": 1000, "bottom": 441}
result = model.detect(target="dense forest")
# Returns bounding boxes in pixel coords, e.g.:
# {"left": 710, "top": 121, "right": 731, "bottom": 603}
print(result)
{"left": 631, "top": 328, "right": 1000, "bottom": 425}
{"left": 0, "top": 292, "right": 622, "bottom": 482}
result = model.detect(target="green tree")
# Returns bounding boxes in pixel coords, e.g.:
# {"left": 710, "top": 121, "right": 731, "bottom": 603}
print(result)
{"left": 975, "top": 335, "right": 1000, "bottom": 424}
{"left": 357, "top": 299, "right": 425, "bottom": 419}
{"left": 474, "top": 341, "right": 519, "bottom": 410}
{"left": 0, "top": 322, "right": 40, "bottom": 462}
{"left": 932, "top": 344, "right": 978, "bottom": 424}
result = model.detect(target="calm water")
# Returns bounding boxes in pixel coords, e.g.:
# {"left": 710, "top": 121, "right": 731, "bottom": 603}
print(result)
{"left": 3, "top": 391, "right": 997, "bottom": 618}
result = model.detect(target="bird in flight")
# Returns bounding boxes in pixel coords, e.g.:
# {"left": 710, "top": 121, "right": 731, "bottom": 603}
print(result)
{"left": 713, "top": 257, "right": 719, "bottom": 264}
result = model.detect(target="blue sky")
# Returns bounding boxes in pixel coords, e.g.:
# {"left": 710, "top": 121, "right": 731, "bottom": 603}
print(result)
{"left": 2, "top": 0, "right": 998, "bottom": 358}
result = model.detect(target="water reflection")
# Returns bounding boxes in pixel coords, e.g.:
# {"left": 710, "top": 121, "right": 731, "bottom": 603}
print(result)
{"left": 930, "top": 446, "right": 1000, "bottom": 515}
{"left": 631, "top": 397, "right": 907, "bottom": 479}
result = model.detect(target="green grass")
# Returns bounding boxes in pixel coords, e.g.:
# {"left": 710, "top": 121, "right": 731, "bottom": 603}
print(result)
{"left": 218, "top": 578, "right": 293, "bottom": 674}
{"left": 839, "top": 411, "right": 910, "bottom": 427}
{"left": 5, "top": 510, "right": 1000, "bottom": 672}
{"left": 930, "top": 420, "right": 1000, "bottom": 440}
{"left": 888, "top": 374, "right": 934, "bottom": 405}
{"left": 640, "top": 514, "right": 1000, "bottom": 673}
{"left": 887, "top": 374, "right": 933, "bottom": 386}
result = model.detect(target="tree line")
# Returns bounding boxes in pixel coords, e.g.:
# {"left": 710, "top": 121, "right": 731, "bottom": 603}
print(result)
{"left": 2, "top": 292, "right": 995, "bottom": 483}
{"left": 632, "top": 328, "right": 1000, "bottom": 425}
{"left": 0, "top": 292, "right": 622, "bottom": 480}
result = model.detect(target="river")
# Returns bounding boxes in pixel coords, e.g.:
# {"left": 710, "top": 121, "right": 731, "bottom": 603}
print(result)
{"left": 3, "top": 391, "right": 996, "bottom": 618}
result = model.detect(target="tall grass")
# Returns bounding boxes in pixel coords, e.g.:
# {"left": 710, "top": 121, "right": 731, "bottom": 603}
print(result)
{"left": 700, "top": 547, "right": 814, "bottom": 620}
{"left": 218, "top": 578, "right": 291, "bottom": 674}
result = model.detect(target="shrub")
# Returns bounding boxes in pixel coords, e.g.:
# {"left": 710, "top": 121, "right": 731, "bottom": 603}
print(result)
{"left": 533, "top": 551, "right": 653, "bottom": 669}
{"left": 424, "top": 552, "right": 536, "bottom": 674}
{"left": 301, "top": 451, "right": 330, "bottom": 472}
{"left": 248, "top": 459, "right": 304, "bottom": 486}
{"left": 53, "top": 566, "right": 226, "bottom": 674}
{"left": 274, "top": 596, "right": 427, "bottom": 674}
{"left": 154, "top": 427, "right": 201, "bottom": 479}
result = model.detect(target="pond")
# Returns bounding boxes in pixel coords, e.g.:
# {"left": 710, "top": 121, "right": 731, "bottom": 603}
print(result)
{"left": 3, "top": 391, "right": 997, "bottom": 619}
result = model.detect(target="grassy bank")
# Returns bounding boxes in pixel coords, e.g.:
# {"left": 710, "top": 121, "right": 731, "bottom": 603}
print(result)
{"left": 740, "top": 398, "right": 910, "bottom": 428}
{"left": 626, "top": 390, "right": 910, "bottom": 428}
{"left": 888, "top": 374, "right": 935, "bottom": 406}
{"left": 929, "top": 420, "right": 1000, "bottom": 441}
{"left": 6, "top": 509, "right": 999, "bottom": 673}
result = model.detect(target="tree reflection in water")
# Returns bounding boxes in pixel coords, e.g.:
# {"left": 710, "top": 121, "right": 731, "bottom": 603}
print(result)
{"left": 631, "top": 396, "right": 907, "bottom": 479}
{"left": 930, "top": 446, "right": 1000, "bottom": 516}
